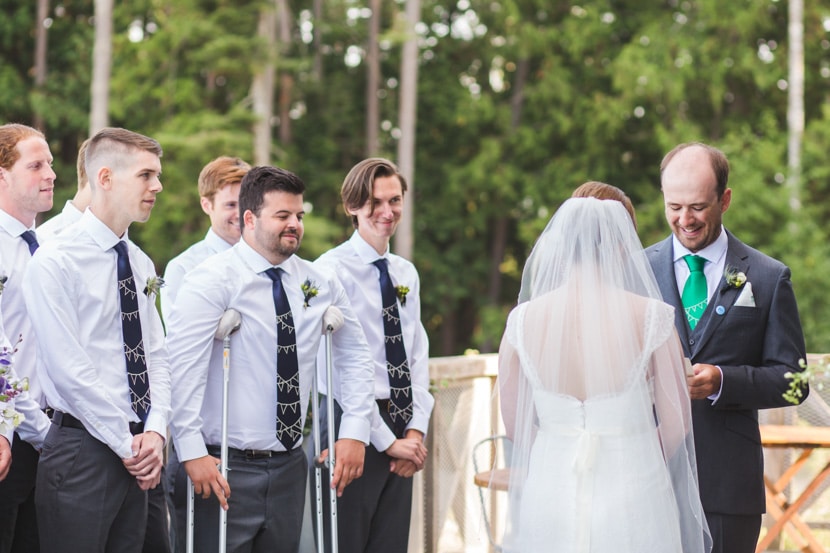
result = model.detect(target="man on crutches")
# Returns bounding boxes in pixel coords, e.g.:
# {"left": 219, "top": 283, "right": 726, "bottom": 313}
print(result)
{"left": 166, "top": 165, "right": 375, "bottom": 553}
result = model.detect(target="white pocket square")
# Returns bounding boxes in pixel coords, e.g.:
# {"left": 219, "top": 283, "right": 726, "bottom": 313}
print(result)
{"left": 734, "top": 282, "right": 755, "bottom": 307}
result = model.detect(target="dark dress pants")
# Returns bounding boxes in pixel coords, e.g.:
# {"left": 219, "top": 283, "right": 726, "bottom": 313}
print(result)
{"left": 312, "top": 399, "right": 413, "bottom": 553}
{"left": 706, "top": 511, "right": 762, "bottom": 553}
{"left": 172, "top": 446, "right": 307, "bottom": 553}
{"left": 36, "top": 423, "right": 147, "bottom": 553}
{"left": 0, "top": 434, "right": 39, "bottom": 553}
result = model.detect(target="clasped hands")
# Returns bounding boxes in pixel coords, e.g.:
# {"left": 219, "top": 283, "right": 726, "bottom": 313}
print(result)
{"left": 686, "top": 362, "right": 722, "bottom": 400}
{"left": 122, "top": 430, "right": 166, "bottom": 491}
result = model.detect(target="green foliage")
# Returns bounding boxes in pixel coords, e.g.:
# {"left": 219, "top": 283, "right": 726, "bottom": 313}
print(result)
{"left": 4, "top": 0, "right": 830, "bottom": 357}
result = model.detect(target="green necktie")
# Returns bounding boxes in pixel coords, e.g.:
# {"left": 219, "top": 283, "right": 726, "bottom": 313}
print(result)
{"left": 682, "top": 254, "right": 708, "bottom": 330}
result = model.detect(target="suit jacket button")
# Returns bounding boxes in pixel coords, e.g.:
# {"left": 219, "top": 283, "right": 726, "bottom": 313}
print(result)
{"left": 689, "top": 338, "right": 695, "bottom": 345}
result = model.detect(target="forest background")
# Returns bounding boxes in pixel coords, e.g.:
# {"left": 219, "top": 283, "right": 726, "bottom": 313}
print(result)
{"left": 3, "top": 0, "right": 830, "bottom": 357}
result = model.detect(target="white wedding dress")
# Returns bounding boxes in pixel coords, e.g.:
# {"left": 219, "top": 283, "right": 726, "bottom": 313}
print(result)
{"left": 504, "top": 301, "right": 686, "bottom": 552}
{"left": 500, "top": 197, "right": 710, "bottom": 553}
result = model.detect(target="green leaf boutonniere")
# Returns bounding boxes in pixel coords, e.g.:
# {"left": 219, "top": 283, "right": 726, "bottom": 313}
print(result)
{"left": 784, "top": 356, "right": 830, "bottom": 404}
{"left": 724, "top": 266, "right": 747, "bottom": 289}
{"left": 143, "top": 276, "right": 165, "bottom": 298}
{"left": 395, "top": 285, "right": 410, "bottom": 306}
{"left": 301, "top": 278, "right": 319, "bottom": 308}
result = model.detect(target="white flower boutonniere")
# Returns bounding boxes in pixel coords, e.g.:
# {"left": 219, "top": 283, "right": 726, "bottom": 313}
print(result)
{"left": 724, "top": 266, "right": 747, "bottom": 289}
{"left": 395, "top": 285, "right": 410, "bottom": 306}
{"left": 143, "top": 276, "right": 165, "bottom": 298}
{"left": 301, "top": 278, "right": 319, "bottom": 309}
{"left": 784, "top": 356, "right": 830, "bottom": 404}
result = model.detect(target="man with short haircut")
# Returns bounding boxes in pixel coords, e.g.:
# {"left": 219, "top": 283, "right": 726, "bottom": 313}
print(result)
{"left": 646, "top": 142, "right": 807, "bottom": 553}
{"left": 161, "top": 156, "right": 250, "bottom": 320}
{"left": 0, "top": 123, "right": 55, "bottom": 553}
{"left": 314, "top": 158, "right": 432, "bottom": 552}
{"left": 166, "top": 165, "right": 375, "bottom": 553}
{"left": 36, "top": 137, "right": 91, "bottom": 241}
{"left": 24, "top": 127, "right": 171, "bottom": 553}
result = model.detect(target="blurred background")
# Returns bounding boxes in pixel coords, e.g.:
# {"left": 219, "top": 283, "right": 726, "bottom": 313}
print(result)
{"left": 3, "top": 0, "right": 830, "bottom": 356}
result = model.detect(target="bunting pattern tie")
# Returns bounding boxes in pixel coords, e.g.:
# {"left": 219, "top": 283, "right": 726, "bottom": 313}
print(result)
{"left": 681, "top": 254, "right": 708, "bottom": 330}
{"left": 114, "top": 241, "right": 151, "bottom": 421}
{"left": 264, "top": 268, "right": 301, "bottom": 450}
{"left": 20, "top": 230, "right": 39, "bottom": 255}
{"left": 372, "top": 258, "right": 412, "bottom": 436}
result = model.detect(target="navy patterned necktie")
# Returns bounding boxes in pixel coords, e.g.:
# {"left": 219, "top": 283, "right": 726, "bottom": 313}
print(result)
{"left": 114, "top": 241, "right": 151, "bottom": 422}
{"left": 20, "top": 230, "right": 39, "bottom": 255}
{"left": 264, "top": 268, "right": 301, "bottom": 450}
{"left": 372, "top": 258, "right": 412, "bottom": 436}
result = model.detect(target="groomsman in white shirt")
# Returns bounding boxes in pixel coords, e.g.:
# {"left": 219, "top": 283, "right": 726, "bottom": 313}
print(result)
{"left": 36, "top": 137, "right": 91, "bottom": 241}
{"left": 313, "top": 158, "right": 433, "bottom": 552}
{"left": 166, "top": 165, "right": 375, "bottom": 553}
{"left": 161, "top": 156, "right": 250, "bottom": 320}
{"left": 23, "top": 127, "right": 171, "bottom": 553}
{"left": 0, "top": 123, "right": 55, "bottom": 553}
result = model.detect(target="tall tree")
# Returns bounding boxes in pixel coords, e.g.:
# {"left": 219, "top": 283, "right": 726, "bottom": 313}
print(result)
{"left": 252, "top": 1, "right": 277, "bottom": 165}
{"left": 90, "top": 0, "right": 112, "bottom": 134}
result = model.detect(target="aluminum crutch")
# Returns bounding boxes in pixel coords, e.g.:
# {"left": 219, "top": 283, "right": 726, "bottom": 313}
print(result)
{"left": 312, "top": 306, "right": 344, "bottom": 553}
{"left": 186, "top": 308, "right": 241, "bottom": 553}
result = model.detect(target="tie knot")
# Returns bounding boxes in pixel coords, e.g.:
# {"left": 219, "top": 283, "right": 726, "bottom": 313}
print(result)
{"left": 684, "top": 254, "right": 706, "bottom": 273}
{"left": 113, "top": 240, "right": 129, "bottom": 259}
{"left": 372, "top": 258, "right": 389, "bottom": 274}
{"left": 264, "top": 267, "right": 284, "bottom": 283}
{"left": 20, "top": 230, "right": 39, "bottom": 255}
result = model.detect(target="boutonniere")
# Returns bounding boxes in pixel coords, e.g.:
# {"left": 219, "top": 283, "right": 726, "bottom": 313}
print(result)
{"left": 301, "top": 278, "right": 319, "bottom": 308}
{"left": 784, "top": 356, "right": 830, "bottom": 404}
{"left": 724, "top": 266, "right": 747, "bottom": 289}
{"left": 395, "top": 285, "right": 410, "bottom": 306}
{"left": 143, "top": 276, "right": 165, "bottom": 298}
{"left": 0, "top": 274, "right": 7, "bottom": 295}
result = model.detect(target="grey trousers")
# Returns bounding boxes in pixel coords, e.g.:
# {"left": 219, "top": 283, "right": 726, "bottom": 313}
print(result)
{"left": 36, "top": 424, "right": 147, "bottom": 553}
{"left": 172, "top": 446, "right": 307, "bottom": 553}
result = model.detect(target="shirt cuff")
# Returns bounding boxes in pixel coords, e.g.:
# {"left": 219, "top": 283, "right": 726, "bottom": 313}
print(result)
{"left": 175, "top": 433, "right": 210, "bottom": 463}
{"left": 708, "top": 365, "right": 725, "bottom": 403}
{"left": 338, "top": 414, "right": 370, "bottom": 446}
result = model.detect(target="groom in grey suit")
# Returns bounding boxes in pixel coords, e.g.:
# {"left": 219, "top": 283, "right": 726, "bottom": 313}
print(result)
{"left": 645, "top": 142, "right": 807, "bottom": 553}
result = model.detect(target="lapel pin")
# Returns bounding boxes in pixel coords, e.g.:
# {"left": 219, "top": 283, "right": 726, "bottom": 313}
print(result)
{"left": 715, "top": 305, "right": 725, "bottom": 315}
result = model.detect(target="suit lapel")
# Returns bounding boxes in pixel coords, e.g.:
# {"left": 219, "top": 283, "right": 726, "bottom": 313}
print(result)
{"left": 651, "top": 236, "right": 691, "bottom": 355}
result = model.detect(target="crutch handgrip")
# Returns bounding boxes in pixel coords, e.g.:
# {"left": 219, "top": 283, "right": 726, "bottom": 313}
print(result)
{"left": 214, "top": 309, "right": 242, "bottom": 340}
{"left": 322, "top": 306, "right": 344, "bottom": 333}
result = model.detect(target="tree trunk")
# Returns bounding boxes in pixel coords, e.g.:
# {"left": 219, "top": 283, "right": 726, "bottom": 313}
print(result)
{"left": 787, "top": 0, "right": 804, "bottom": 216}
{"left": 393, "top": 0, "right": 420, "bottom": 260}
{"left": 365, "top": 0, "right": 381, "bottom": 156}
{"left": 252, "top": 1, "right": 277, "bottom": 165}
{"left": 312, "top": 0, "right": 323, "bottom": 81}
{"left": 33, "top": 0, "right": 49, "bottom": 130}
{"left": 90, "top": 0, "right": 113, "bottom": 134}
{"left": 276, "top": 0, "right": 293, "bottom": 146}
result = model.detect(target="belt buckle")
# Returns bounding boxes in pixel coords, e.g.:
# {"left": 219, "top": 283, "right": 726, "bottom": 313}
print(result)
{"left": 245, "top": 449, "right": 273, "bottom": 459}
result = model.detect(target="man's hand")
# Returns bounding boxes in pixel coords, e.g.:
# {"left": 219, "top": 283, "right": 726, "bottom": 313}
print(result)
{"left": 389, "top": 459, "right": 419, "bottom": 478}
{"left": 0, "top": 435, "right": 11, "bottom": 481}
{"left": 687, "top": 363, "right": 722, "bottom": 400}
{"left": 183, "top": 455, "right": 231, "bottom": 510}
{"left": 384, "top": 438, "right": 427, "bottom": 470}
{"left": 330, "top": 438, "right": 365, "bottom": 497}
{"left": 123, "top": 431, "right": 165, "bottom": 490}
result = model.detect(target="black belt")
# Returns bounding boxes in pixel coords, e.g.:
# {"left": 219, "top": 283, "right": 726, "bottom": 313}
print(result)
{"left": 52, "top": 411, "right": 145, "bottom": 436}
{"left": 42, "top": 407, "right": 55, "bottom": 419}
{"left": 207, "top": 445, "right": 290, "bottom": 459}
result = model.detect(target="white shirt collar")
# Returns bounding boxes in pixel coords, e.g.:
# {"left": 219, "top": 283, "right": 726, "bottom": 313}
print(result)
{"left": 237, "top": 237, "right": 296, "bottom": 276}
{"left": 80, "top": 209, "right": 126, "bottom": 251}
{"left": 0, "top": 208, "right": 35, "bottom": 236}
{"left": 671, "top": 225, "right": 728, "bottom": 266}
{"left": 349, "top": 230, "right": 390, "bottom": 265}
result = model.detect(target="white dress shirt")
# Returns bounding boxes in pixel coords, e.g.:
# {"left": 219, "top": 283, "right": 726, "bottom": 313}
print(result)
{"left": 23, "top": 209, "right": 171, "bottom": 459}
{"left": 161, "top": 228, "right": 233, "bottom": 320}
{"left": 36, "top": 200, "right": 83, "bottom": 242}
{"left": 167, "top": 238, "right": 375, "bottom": 462}
{"left": 0, "top": 303, "right": 49, "bottom": 448}
{"left": 0, "top": 209, "right": 51, "bottom": 449}
{"left": 315, "top": 231, "right": 434, "bottom": 452}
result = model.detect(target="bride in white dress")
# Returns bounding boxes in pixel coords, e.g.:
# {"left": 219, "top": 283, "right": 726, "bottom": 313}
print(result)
{"left": 498, "top": 197, "right": 711, "bottom": 552}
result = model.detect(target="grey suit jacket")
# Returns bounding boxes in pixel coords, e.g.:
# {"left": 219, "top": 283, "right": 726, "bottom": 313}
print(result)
{"left": 646, "top": 230, "right": 806, "bottom": 515}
